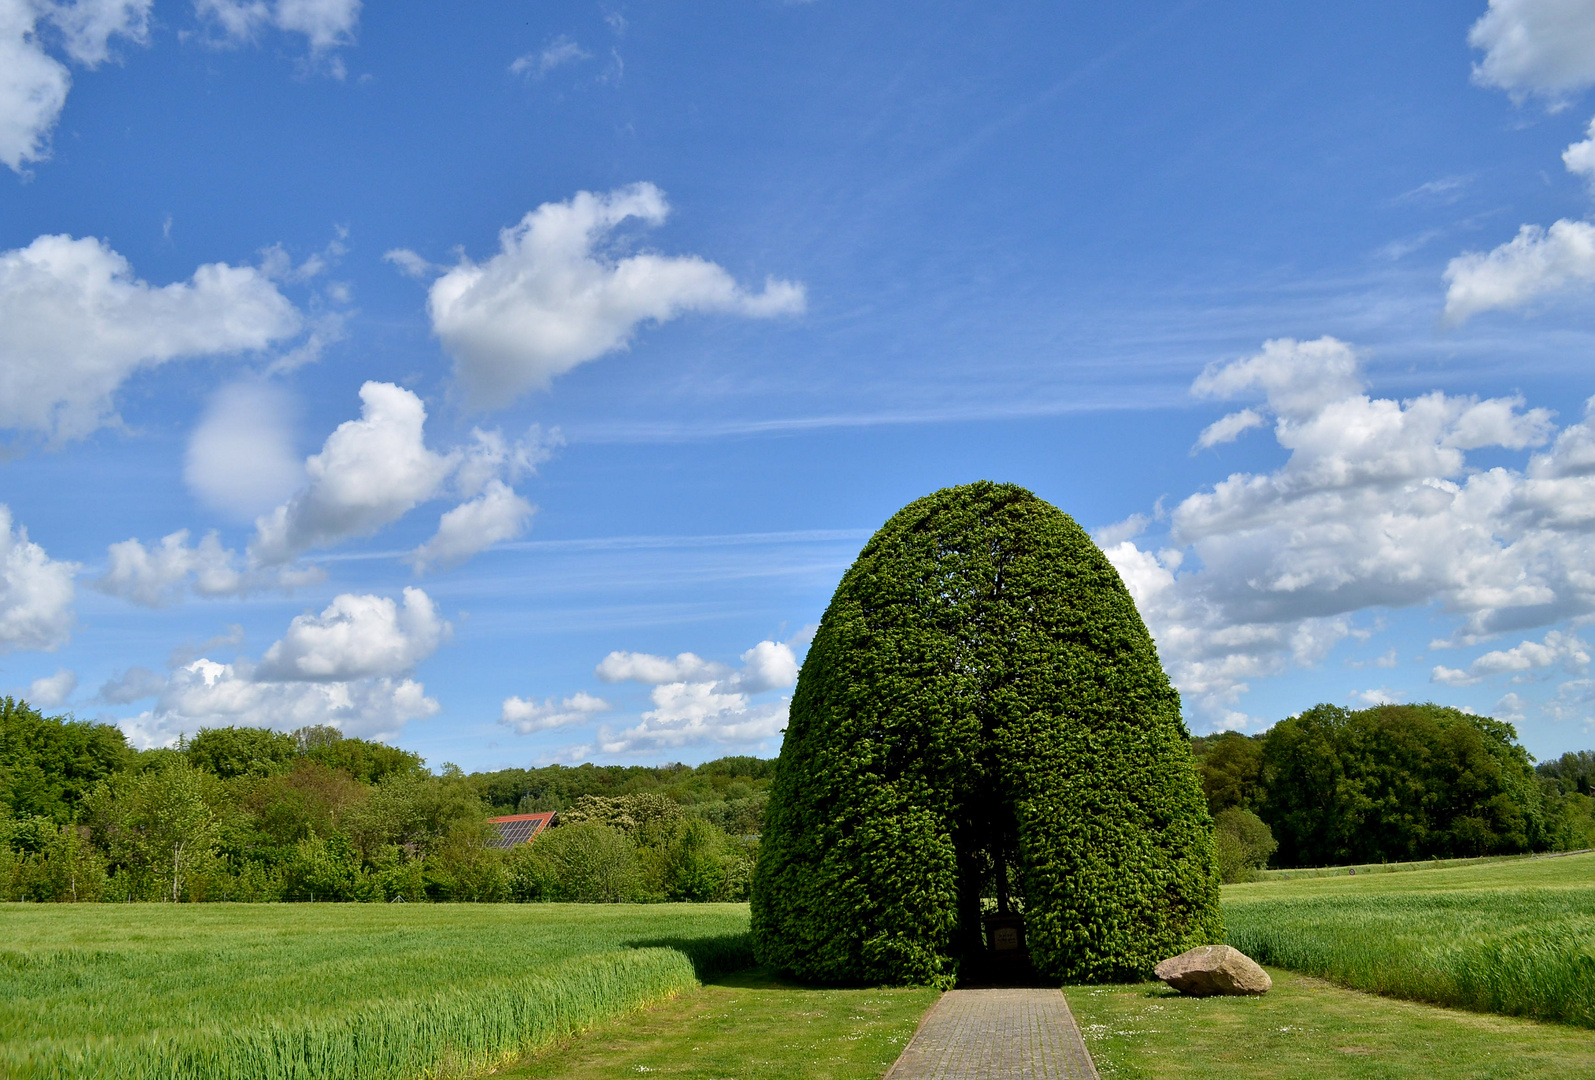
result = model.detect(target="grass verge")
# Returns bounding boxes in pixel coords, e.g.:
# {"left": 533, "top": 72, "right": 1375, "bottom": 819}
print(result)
{"left": 488, "top": 968, "right": 940, "bottom": 1080}
{"left": 1222, "top": 851, "right": 1595, "bottom": 1027}
{"left": 0, "top": 903, "right": 752, "bottom": 1080}
{"left": 1069, "top": 968, "right": 1595, "bottom": 1080}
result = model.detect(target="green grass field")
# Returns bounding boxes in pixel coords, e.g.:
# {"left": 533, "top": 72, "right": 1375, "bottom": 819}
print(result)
{"left": 1071, "top": 968, "right": 1595, "bottom": 1080}
{"left": 5, "top": 853, "right": 1591, "bottom": 1080}
{"left": 1223, "top": 851, "right": 1595, "bottom": 1027}
{"left": 0, "top": 903, "right": 752, "bottom": 1080}
{"left": 497, "top": 969, "right": 938, "bottom": 1080}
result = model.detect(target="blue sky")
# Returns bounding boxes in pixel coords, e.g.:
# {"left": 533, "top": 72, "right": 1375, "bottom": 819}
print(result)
{"left": 4, "top": 0, "right": 1595, "bottom": 769}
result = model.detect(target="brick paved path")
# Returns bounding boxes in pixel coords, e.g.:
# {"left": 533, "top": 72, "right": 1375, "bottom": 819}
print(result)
{"left": 882, "top": 989, "right": 1100, "bottom": 1080}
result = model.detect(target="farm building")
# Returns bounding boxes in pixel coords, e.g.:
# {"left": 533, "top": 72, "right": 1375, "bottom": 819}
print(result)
{"left": 487, "top": 812, "right": 556, "bottom": 848}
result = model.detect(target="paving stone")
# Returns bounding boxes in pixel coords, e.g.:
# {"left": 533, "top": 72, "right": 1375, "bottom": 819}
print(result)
{"left": 882, "top": 988, "right": 1100, "bottom": 1080}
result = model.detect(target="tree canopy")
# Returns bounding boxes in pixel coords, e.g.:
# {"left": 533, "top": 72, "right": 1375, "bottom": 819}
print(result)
{"left": 0, "top": 698, "right": 133, "bottom": 823}
{"left": 1255, "top": 703, "right": 1551, "bottom": 865}
{"left": 751, "top": 482, "right": 1221, "bottom": 986}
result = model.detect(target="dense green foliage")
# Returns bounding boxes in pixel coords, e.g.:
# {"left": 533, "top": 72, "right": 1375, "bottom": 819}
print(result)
{"left": 0, "top": 715, "right": 772, "bottom": 903}
{"left": 753, "top": 482, "right": 1221, "bottom": 987}
{"left": 0, "top": 697, "right": 133, "bottom": 822}
{"left": 0, "top": 903, "right": 753, "bottom": 1080}
{"left": 512, "top": 794, "right": 757, "bottom": 902}
{"left": 1193, "top": 705, "right": 1593, "bottom": 868}
{"left": 1223, "top": 851, "right": 1595, "bottom": 1028}
{"left": 1212, "top": 807, "right": 1277, "bottom": 883}
{"left": 1538, "top": 750, "right": 1595, "bottom": 795}
{"left": 1261, "top": 704, "right": 1546, "bottom": 865}
{"left": 470, "top": 758, "right": 773, "bottom": 816}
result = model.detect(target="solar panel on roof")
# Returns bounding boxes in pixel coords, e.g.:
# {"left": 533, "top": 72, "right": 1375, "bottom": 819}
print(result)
{"left": 490, "top": 819, "right": 538, "bottom": 847}
{"left": 487, "top": 813, "right": 555, "bottom": 848}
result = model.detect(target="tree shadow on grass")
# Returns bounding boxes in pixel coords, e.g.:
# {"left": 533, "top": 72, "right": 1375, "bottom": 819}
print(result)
{"left": 626, "top": 934, "right": 756, "bottom": 982}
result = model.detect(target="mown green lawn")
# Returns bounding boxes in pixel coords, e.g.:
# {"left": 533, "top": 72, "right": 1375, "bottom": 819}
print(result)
{"left": 1071, "top": 968, "right": 1595, "bottom": 1080}
{"left": 495, "top": 969, "right": 938, "bottom": 1080}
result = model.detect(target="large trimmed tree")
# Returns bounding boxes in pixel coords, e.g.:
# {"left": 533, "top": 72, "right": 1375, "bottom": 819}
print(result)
{"left": 751, "top": 482, "right": 1220, "bottom": 986}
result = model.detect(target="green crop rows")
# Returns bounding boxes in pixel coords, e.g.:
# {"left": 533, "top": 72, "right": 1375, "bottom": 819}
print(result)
{"left": 0, "top": 903, "right": 752, "bottom": 1080}
{"left": 1223, "top": 852, "right": 1595, "bottom": 1027}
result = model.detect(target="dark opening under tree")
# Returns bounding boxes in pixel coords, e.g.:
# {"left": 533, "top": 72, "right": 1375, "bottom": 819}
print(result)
{"left": 751, "top": 482, "right": 1220, "bottom": 986}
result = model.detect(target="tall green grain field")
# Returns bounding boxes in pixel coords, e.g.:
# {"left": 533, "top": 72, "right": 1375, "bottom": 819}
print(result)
{"left": 0, "top": 903, "right": 752, "bottom": 1080}
{"left": 1223, "top": 852, "right": 1595, "bottom": 1027}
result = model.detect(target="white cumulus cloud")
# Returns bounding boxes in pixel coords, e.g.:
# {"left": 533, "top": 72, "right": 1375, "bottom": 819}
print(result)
{"left": 0, "top": 0, "right": 70, "bottom": 172}
{"left": 0, "top": 505, "right": 76, "bottom": 653}
{"left": 249, "top": 383, "right": 550, "bottom": 569}
{"left": 1102, "top": 337, "right": 1595, "bottom": 727}
{"left": 566, "top": 636, "right": 802, "bottom": 754}
{"left": 500, "top": 691, "right": 611, "bottom": 734}
{"left": 1565, "top": 115, "right": 1595, "bottom": 182}
{"left": 407, "top": 479, "right": 533, "bottom": 571}
{"left": 256, "top": 587, "right": 448, "bottom": 681}
{"left": 185, "top": 381, "right": 304, "bottom": 522}
{"left": 1193, "top": 408, "right": 1266, "bottom": 452}
{"left": 0, "top": 234, "right": 300, "bottom": 441}
{"left": 95, "top": 529, "right": 322, "bottom": 606}
{"left": 116, "top": 584, "right": 443, "bottom": 746}
{"left": 731, "top": 639, "right": 800, "bottom": 693}
{"left": 419, "top": 183, "right": 805, "bottom": 409}
{"left": 27, "top": 667, "right": 75, "bottom": 706}
{"left": 122, "top": 657, "right": 436, "bottom": 748}
{"left": 116, "top": 386, "right": 547, "bottom": 593}
{"left": 1443, "top": 220, "right": 1595, "bottom": 321}
{"left": 249, "top": 381, "right": 456, "bottom": 565}
{"left": 596, "top": 650, "right": 729, "bottom": 684}
{"left": 1469, "top": 0, "right": 1595, "bottom": 104}
{"left": 1432, "top": 629, "right": 1590, "bottom": 686}
{"left": 0, "top": 0, "right": 148, "bottom": 173}
{"left": 599, "top": 682, "right": 787, "bottom": 756}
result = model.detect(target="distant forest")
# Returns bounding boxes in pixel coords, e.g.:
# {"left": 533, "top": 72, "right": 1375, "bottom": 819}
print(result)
{"left": 1194, "top": 702, "right": 1595, "bottom": 879}
{"left": 2, "top": 696, "right": 1591, "bottom": 901}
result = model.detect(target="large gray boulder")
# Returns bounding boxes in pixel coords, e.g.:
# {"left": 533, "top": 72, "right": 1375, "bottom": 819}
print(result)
{"left": 1153, "top": 945, "right": 1271, "bottom": 996}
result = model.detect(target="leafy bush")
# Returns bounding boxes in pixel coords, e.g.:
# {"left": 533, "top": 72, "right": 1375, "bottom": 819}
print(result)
{"left": 83, "top": 758, "right": 221, "bottom": 902}
{"left": 752, "top": 481, "right": 1221, "bottom": 986}
{"left": 529, "top": 822, "right": 643, "bottom": 902}
{"left": 0, "top": 816, "right": 107, "bottom": 901}
{"left": 187, "top": 727, "right": 298, "bottom": 780}
{"left": 1213, "top": 808, "right": 1277, "bottom": 883}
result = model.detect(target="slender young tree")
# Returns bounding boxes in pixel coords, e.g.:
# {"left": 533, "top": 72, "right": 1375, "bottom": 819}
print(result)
{"left": 752, "top": 482, "right": 1221, "bottom": 985}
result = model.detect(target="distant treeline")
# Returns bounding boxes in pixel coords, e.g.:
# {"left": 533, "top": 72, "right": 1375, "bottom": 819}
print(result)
{"left": 1194, "top": 702, "right": 1595, "bottom": 878}
{"left": 0, "top": 697, "right": 769, "bottom": 903}
{"left": 3, "top": 696, "right": 1591, "bottom": 901}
